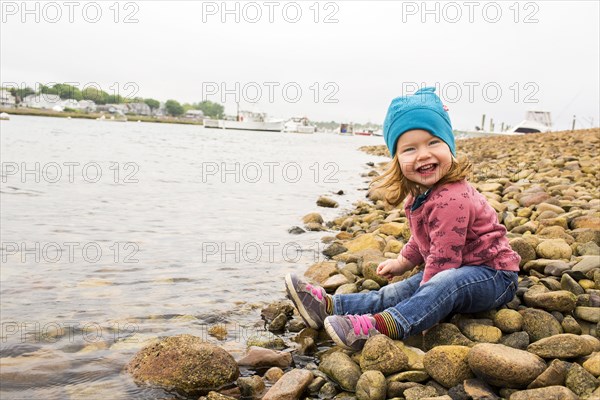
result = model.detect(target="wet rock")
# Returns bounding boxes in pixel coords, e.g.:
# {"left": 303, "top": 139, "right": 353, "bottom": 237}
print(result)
{"left": 237, "top": 346, "right": 292, "bottom": 369}
{"left": 237, "top": 375, "right": 265, "bottom": 399}
{"left": 288, "top": 226, "right": 306, "bottom": 234}
{"left": 303, "top": 212, "right": 324, "bottom": 224}
{"left": 360, "top": 334, "right": 409, "bottom": 375}
{"left": 575, "top": 306, "right": 600, "bottom": 323}
{"left": 305, "top": 222, "right": 326, "bottom": 231}
{"left": 561, "top": 273, "right": 585, "bottom": 295}
{"left": 268, "top": 313, "right": 288, "bottom": 333}
{"left": 317, "top": 196, "right": 339, "bottom": 208}
{"left": 319, "top": 351, "right": 361, "bottom": 392}
{"left": 287, "top": 317, "right": 306, "bottom": 333}
{"left": 520, "top": 308, "right": 563, "bottom": 342}
{"left": 536, "top": 239, "right": 572, "bottom": 260}
{"left": 467, "top": 343, "right": 547, "bottom": 388}
{"left": 261, "top": 301, "right": 294, "bottom": 322}
{"left": 508, "top": 385, "right": 579, "bottom": 400}
{"left": 499, "top": 331, "right": 530, "bottom": 350}
{"left": 523, "top": 290, "right": 577, "bottom": 313}
{"left": 423, "top": 323, "right": 474, "bottom": 351}
{"left": 264, "top": 367, "right": 284, "bottom": 383}
{"left": 356, "top": 370, "right": 386, "bottom": 400}
{"left": 565, "top": 362, "right": 599, "bottom": 398}
{"left": 323, "top": 243, "right": 349, "bottom": 258}
{"left": 205, "top": 392, "right": 237, "bottom": 400}
{"left": 527, "top": 333, "right": 596, "bottom": 358}
{"left": 262, "top": 368, "right": 313, "bottom": 400}
{"left": 494, "top": 309, "right": 523, "bottom": 333}
{"left": 245, "top": 335, "right": 286, "bottom": 350}
{"left": 423, "top": 345, "right": 473, "bottom": 388}
{"left": 127, "top": 335, "right": 239, "bottom": 396}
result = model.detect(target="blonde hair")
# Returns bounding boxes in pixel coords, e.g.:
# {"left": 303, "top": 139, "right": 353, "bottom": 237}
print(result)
{"left": 371, "top": 154, "right": 472, "bottom": 207}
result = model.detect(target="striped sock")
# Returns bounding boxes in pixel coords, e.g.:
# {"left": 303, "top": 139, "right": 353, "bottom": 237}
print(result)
{"left": 324, "top": 295, "right": 334, "bottom": 315}
{"left": 373, "top": 312, "right": 404, "bottom": 339}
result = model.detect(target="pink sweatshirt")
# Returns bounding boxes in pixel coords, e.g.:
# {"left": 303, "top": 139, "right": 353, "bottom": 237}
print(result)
{"left": 400, "top": 180, "right": 521, "bottom": 284}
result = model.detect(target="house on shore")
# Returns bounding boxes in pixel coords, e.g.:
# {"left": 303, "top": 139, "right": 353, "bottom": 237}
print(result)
{"left": 184, "top": 109, "right": 204, "bottom": 120}
{"left": 22, "top": 94, "right": 64, "bottom": 111}
{"left": 0, "top": 90, "right": 17, "bottom": 108}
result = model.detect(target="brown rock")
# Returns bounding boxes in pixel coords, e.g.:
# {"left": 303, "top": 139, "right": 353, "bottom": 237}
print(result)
{"left": 467, "top": 343, "right": 547, "bottom": 388}
{"left": 423, "top": 346, "right": 473, "bottom": 388}
{"left": 237, "top": 346, "right": 292, "bottom": 369}
{"left": 126, "top": 335, "right": 239, "bottom": 396}
{"left": 527, "top": 333, "right": 595, "bottom": 358}
{"left": 304, "top": 261, "right": 338, "bottom": 284}
{"left": 508, "top": 385, "right": 579, "bottom": 400}
{"left": 520, "top": 308, "right": 563, "bottom": 342}
{"left": 360, "top": 334, "right": 409, "bottom": 375}
{"left": 262, "top": 369, "right": 313, "bottom": 400}
{"left": 527, "top": 359, "right": 569, "bottom": 389}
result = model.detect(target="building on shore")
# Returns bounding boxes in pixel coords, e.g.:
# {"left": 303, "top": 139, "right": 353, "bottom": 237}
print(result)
{"left": 0, "top": 90, "right": 16, "bottom": 108}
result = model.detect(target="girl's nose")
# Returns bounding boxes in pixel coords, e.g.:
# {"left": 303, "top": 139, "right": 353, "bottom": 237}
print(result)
{"left": 416, "top": 147, "right": 431, "bottom": 160}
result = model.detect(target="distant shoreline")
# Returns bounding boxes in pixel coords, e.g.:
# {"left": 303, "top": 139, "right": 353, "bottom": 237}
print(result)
{"left": 0, "top": 107, "right": 203, "bottom": 126}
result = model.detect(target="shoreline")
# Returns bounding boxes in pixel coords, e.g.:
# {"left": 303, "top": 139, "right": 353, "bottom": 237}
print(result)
{"left": 127, "top": 128, "right": 600, "bottom": 399}
{"left": 0, "top": 107, "right": 204, "bottom": 125}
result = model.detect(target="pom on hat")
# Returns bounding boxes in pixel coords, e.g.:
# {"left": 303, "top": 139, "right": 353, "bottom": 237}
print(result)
{"left": 383, "top": 87, "right": 455, "bottom": 156}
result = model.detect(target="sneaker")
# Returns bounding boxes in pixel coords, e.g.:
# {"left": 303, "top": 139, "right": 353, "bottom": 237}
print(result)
{"left": 324, "top": 314, "right": 379, "bottom": 351}
{"left": 285, "top": 273, "right": 329, "bottom": 329}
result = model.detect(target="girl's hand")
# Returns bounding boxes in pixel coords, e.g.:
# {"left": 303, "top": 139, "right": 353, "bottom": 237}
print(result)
{"left": 377, "top": 259, "right": 403, "bottom": 280}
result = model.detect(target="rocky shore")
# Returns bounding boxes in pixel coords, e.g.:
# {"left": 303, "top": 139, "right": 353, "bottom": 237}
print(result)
{"left": 127, "top": 128, "right": 600, "bottom": 400}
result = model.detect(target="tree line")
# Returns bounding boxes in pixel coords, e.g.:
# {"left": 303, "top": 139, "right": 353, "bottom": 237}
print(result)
{"left": 6, "top": 83, "right": 224, "bottom": 118}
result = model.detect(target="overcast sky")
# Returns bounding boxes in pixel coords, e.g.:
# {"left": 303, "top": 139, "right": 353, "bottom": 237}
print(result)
{"left": 2, "top": 0, "right": 599, "bottom": 130}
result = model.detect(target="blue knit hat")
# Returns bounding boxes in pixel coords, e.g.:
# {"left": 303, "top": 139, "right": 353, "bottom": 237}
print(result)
{"left": 383, "top": 87, "right": 455, "bottom": 156}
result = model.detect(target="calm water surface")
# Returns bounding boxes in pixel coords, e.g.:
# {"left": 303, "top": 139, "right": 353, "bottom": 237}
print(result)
{"left": 0, "top": 116, "right": 386, "bottom": 399}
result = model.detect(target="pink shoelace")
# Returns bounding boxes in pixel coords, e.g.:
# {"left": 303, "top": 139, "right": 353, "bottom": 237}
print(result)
{"left": 348, "top": 315, "right": 374, "bottom": 335}
{"left": 305, "top": 283, "right": 324, "bottom": 301}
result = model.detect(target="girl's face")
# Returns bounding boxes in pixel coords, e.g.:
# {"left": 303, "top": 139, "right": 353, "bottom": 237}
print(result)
{"left": 395, "top": 129, "right": 453, "bottom": 189}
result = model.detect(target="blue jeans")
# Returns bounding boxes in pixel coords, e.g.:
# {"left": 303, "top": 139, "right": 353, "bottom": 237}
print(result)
{"left": 333, "top": 266, "right": 518, "bottom": 339}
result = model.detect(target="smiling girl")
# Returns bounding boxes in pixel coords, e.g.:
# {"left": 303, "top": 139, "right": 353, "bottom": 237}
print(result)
{"left": 285, "top": 87, "right": 521, "bottom": 351}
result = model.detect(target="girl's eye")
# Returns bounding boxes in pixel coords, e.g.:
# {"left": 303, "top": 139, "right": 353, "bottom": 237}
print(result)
{"left": 401, "top": 147, "right": 415, "bottom": 153}
{"left": 429, "top": 139, "right": 441, "bottom": 146}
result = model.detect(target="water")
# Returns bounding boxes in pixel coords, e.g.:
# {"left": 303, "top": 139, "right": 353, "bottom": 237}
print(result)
{"left": 0, "top": 116, "right": 386, "bottom": 399}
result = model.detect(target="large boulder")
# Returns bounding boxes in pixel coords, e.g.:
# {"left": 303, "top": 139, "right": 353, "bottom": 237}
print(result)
{"left": 127, "top": 335, "right": 239, "bottom": 396}
{"left": 467, "top": 343, "right": 546, "bottom": 388}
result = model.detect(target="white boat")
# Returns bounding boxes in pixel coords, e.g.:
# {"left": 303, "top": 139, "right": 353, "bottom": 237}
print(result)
{"left": 284, "top": 116, "right": 316, "bottom": 134}
{"left": 462, "top": 111, "right": 552, "bottom": 136}
{"left": 509, "top": 111, "right": 552, "bottom": 134}
{"left": 0, "top": 112, "right": 9, "bottom": 120}
{"left": 204, "top": 111, "right": 283, "bottom": 132}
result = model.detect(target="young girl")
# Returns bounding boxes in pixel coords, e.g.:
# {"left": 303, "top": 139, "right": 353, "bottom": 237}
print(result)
{"left": 285, "top": 87, "right": 520, "bottom": 351}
